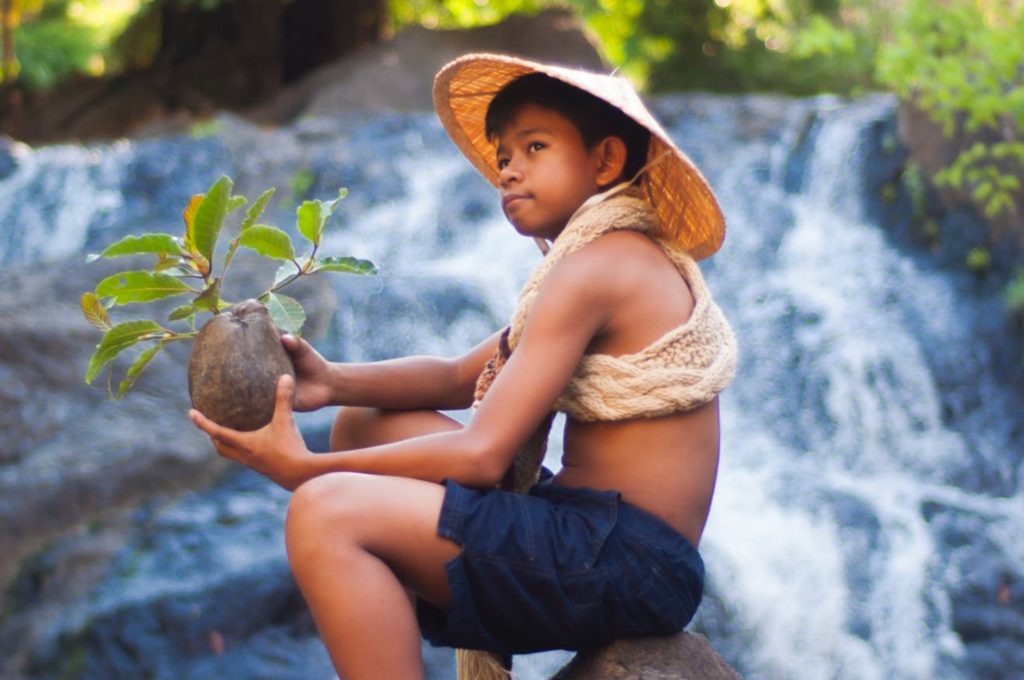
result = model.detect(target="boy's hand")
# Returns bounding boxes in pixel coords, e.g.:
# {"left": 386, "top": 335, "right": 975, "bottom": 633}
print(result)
{"left": 189, "top": 374, "right": 313, "bottom": 491}
{"left": 280, "top": 333, "right": 334, "bottom": 412}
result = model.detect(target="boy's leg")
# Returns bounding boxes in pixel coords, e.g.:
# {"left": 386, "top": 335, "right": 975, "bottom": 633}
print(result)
{"left": 286, "top": 472, "right": 460, "bottom": 680}
{"left": 330, "top": 405, "right": 463, "bottom": 451}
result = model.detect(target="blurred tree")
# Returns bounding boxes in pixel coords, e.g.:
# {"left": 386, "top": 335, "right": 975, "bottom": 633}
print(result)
{"left": 877, "top": 0, "right": 1023, "bottom": 226}
{"left": 387, "top": 0, "right": 883, "bottom": 94}
{"left": 0, "top": 0, "right": 387, "bottom": 141}
{"left": 0, "top": 0, "right": 45, "bottom": 83}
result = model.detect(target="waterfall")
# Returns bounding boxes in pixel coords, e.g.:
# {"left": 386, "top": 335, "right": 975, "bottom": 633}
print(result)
{"left": 0, "top": 94, "right": 1020, "bottom": 679}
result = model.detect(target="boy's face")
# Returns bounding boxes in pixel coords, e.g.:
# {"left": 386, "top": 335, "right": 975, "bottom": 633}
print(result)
{"left": 493, "top": 103, "right": 606, "bottom": 241}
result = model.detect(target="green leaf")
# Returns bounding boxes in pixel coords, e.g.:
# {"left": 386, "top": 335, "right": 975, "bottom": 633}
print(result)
{"left": 240, "top": 188, "right": 276, "bottom": 232}
{"left": 192, "top": 176, "right": 234, "bottom": 264}
{"left": 87, "top": 234, "right": 181, "bottom": 262}
{"left": 227, "top": 195, "right": 248, "bottom": 214}
{"left": 84, "top": 320, "right": 165, "bottom": 384}
{"left": 296, "top": 191, "right": 346, "bottom": 248}
{"left": 182, "top": 193, "right": 211, "bottom": 277}
{"left": 182, "top": 194, "right": 203, "bottom": 252}
{"left": 296, "top": 200, "right": 325, "bottom": 247}
{"left": 168, "top": 304, "right": 196, "bottom": 321}
{"left": 237, "top": 225, "right": 296, "bottom": 260}
{"left": 328, "top": 187, "right": 349, "bottom": 210}
{"left": 80, "top": 292, "right": 113, "bottom": 331}
{"left": 311, "top": 255, "right": 378, "bottom": 276}
{"left": 154, "top": 254, "right": 190, "bottom": 273}
{"left": 260, "top": 292, "right": 306, "bottom": 335}
{"left": 272, "top": 260, "right": 301, "bottom": 288}
{"left": 116, "top": 344, "right": 163, "bottom": 398}
{"left": 193, "top": 277, "right": 222, "bottom": 312}
{"left": 95, "top": 271, "right": 196, "bottom": 305}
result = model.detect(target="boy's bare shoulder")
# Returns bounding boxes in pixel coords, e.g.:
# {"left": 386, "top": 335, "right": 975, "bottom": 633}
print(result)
{"left": 550, "top": 229, "right": 672, "bottom": 300}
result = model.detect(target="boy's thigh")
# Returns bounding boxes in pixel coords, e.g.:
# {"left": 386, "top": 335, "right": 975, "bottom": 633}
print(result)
{"left": 288, "top": 472, "right": 459, "bottom": 610}
{"left": 330, "top": 406, "right": 463, "bottom": 451}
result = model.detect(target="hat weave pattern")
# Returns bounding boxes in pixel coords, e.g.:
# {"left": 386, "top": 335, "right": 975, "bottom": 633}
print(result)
{"left": 432, "top": 53, "right": 725, "bottom": 259}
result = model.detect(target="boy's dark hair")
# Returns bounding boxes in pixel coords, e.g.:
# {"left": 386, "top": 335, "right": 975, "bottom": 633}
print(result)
{"left": 485, "top": 73, "right": 651, "bottom": 185}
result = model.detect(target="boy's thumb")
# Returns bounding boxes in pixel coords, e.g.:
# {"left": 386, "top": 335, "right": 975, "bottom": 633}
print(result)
{"left": 276, "top": 374, "right": 295, "bottom": 416}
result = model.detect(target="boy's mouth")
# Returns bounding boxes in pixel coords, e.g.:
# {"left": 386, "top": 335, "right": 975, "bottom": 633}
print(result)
{"left": 501, "top": 193, "right": 529, "bottom": 211}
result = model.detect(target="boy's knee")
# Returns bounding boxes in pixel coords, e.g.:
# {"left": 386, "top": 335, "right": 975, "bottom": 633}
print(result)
{"left": 286, "top": 473, "right": 364, "bottom": 554}
{"left": 330, "top": 405, "right": 384, "bottom": 451}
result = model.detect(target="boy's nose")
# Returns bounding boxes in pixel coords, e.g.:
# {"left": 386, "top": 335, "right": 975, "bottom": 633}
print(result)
{"left": 498, "top": 163, "right": 522, "bottom": 187}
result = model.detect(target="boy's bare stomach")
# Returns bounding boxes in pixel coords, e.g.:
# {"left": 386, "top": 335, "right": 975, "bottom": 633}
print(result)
{"left": 552, "top": 398, "right": 720, "bottom": 547}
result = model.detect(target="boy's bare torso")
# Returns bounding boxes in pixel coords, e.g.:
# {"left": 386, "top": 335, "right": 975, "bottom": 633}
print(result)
{"left": 526, "top": 229, "right": 719, "bottom": 547}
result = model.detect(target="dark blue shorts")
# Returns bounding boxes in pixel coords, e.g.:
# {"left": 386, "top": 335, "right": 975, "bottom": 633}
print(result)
{"left": 416, "top": 472, "right": 704, "bottom": 655}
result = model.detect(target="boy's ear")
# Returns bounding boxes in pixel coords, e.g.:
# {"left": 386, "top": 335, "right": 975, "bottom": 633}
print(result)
{"left": 594, "top": 136, "right": 629, "bottom": 187}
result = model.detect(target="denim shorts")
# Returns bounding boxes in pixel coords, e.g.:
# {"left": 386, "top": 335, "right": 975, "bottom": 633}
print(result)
{"left": 416, "top": 472, "right": 704, "bottom": 655}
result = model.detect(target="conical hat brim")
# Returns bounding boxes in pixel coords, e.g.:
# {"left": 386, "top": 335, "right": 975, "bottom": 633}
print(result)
{"left": 432, "top": 53, "right": 725, "bottom": 259}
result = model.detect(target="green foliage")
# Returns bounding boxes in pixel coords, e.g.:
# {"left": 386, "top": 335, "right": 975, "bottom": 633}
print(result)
{"left": 389, "top": 0, "right": 880, "bottom": 93}
{"left": 188, "top": 118, "right": 226, "bottom": 139}
{"left": 390, "top": 0, "right": 545, "bottom": 29}
{"left": 82, "top": 176, "right": 377, "bottom": 397}
{"left": 282, "top": 168, "right": 316, "bottom": 210}
{"left": 966, "top": 246, "right": 991, "bottom": 275}
{"left": 1007, "top": 268, "right": 1024, "bottom": 315}
{"left": 877, "top": 0, "right": 1024, "bottom": 220}
{"left": 13, "top": 18, "right": 96, "bottom": 88}
{"left": 7, "top": 0, "right": 145, "bottom": 89}
{"left": 900, "top": 162, "right": 928, "bottom": 224}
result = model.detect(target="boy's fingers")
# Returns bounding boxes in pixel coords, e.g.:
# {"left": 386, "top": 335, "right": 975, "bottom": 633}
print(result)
{"left": 189, "top": 409, "right": 214, "bottom": 434}
{"left": 274, "top": 374, "right": 295, "bottom": 422}
{"left": 212, "top": 438, "right": 245, "bottom": 463}
{"left": 280, "top": 334, "right": 310, "bottom": 357}
{"left": 190, "top": 409, "right": 242, "bottom": 447}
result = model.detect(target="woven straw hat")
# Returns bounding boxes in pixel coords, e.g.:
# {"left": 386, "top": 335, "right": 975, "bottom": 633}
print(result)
{"left": 433, "top": 53, "right": 725, "bottom": 259}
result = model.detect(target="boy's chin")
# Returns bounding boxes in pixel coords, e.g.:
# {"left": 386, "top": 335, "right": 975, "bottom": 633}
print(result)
{"left": 509, "top": 220, "right": 565, "bottom": 241}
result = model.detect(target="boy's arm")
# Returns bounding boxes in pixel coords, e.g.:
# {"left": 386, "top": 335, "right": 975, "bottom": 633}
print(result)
{"left": 286, "top": 330, "right": 501, "bottom": 412}
{"left": 192, "top": 246, "right": 611, "bottom": 490}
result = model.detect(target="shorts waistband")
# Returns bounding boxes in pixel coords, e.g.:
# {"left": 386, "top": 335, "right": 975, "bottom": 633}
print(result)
{"left": 528, "top": 476, "right": 702, "bottom": 563}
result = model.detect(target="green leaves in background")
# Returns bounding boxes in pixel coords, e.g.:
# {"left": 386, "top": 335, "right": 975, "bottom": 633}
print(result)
{"left": 1007, "top": 269, "right": 1024, "bottom": 314}
{"left": 877, "top": 0, "right": 1023, "bottom": 221}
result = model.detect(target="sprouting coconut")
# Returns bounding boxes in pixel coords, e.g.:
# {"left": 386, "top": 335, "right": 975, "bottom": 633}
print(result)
{"left": 188, "top": 299, "right": 296, "bottom": 431}
{"left": 81, "top": 175, "right": 376, "bottom": 428}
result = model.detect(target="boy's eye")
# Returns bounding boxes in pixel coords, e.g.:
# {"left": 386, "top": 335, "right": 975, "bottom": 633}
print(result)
{"left": 528, "top": 141, "right": 545, "bottom": 152}
{"left": 497, "top": 157, "right": 509, "bottom": 170}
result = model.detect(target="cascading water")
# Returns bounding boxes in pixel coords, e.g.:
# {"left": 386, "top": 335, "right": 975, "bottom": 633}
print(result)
{"left": 673, "top": 94, "right": 1023, "bottom": 680}
{"left": 0, "top": 92, "right": 1020, "bottom": 680}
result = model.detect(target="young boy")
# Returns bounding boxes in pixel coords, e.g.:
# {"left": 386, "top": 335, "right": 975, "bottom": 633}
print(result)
{"left": 190, "top": 53, "right": 736, "bottom": 679}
